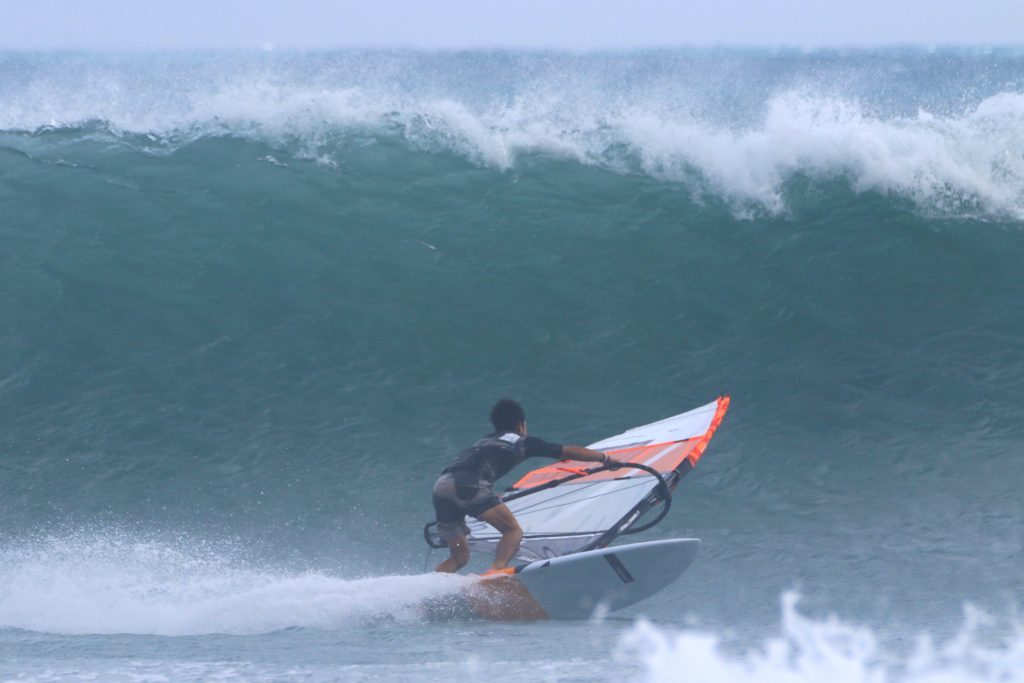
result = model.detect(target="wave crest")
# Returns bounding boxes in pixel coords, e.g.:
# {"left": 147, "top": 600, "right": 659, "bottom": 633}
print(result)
{"left": 2, "top": 53, "right": 1023, "bottom": 219}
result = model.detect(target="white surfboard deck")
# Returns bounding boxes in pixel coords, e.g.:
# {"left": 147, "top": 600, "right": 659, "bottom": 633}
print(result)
{"left": 463, "top": 538, "right": 700, "bottom": 620}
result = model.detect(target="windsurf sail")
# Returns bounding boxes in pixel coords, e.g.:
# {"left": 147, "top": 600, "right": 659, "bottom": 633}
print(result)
{"left": 425, "top": 396, "right": 730, "bottom": 563}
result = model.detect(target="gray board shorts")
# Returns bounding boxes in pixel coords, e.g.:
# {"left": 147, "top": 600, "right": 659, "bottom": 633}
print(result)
{"left": 431, "top": 470, "right": 501, "bottom": 543}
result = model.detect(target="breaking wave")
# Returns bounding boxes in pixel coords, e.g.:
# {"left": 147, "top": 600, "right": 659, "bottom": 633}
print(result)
{"left": 2, "top": 51, "right": 1023, "bottom": 218}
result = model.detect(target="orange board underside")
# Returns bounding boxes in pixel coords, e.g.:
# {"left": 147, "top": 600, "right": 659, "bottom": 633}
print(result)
{"left": 511, "top": 395, "right": 730, "bottom": 490}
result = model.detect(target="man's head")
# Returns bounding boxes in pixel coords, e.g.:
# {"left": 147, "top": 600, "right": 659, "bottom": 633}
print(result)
{"left": 490, "top": 398, "right": 526, "bottom": 435}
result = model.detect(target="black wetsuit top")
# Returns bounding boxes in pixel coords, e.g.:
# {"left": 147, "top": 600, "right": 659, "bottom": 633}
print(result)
{"left": 442, "top": 432, "right": 563, "bottom": 484}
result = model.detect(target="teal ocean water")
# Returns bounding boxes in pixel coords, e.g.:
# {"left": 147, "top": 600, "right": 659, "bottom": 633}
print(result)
{"left": 1, "top": 50, "right": 1023, "bottom": 681}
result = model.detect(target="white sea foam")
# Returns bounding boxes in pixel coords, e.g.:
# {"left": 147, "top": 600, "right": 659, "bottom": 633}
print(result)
{"left": 1, "top": 54, "right": 1022, "bottom": 218}
{"left": 618, "top": 91, "right": 1024, "bottom": 217}
{"left": 622, "top": 593, "right": 1024, "bottom": 683}
{"left": 3, "top": 546, "right": 1022, "bottom": 683}
{"left": 0, "top": 535, "right": 471, "bottom": 635}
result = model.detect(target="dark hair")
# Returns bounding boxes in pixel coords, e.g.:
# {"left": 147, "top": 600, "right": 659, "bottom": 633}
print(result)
{"left": 490, "top": 398, "right": 526, "bottom": 433}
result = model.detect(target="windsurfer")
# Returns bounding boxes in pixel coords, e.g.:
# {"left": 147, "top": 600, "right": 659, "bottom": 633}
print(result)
{"left": 432, "top": 399, "right": 621, "bottom": 574}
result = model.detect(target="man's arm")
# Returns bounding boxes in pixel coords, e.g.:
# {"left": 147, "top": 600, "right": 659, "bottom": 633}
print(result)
{"left": 562, "top": 445, "right": 622, "bottom": 467}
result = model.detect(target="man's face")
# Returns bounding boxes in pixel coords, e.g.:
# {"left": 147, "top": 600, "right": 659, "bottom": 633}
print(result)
{"left": 519, "top": 420, "right": 528, "bottom": 436}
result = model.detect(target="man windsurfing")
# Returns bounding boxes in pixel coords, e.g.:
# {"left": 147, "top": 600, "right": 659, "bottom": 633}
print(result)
{"left": 432, "top": 398, "right": 621, "bottom": 575}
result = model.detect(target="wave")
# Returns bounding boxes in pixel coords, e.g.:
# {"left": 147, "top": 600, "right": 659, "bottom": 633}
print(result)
{"left": 1, "top": 52, "right": 1022, "bottom": 219}
{"left": 3, "top": 52, "right": 1024, "bottom": 645}
{"left": 624, "top": 594, "right": 1024, "bottom": 683}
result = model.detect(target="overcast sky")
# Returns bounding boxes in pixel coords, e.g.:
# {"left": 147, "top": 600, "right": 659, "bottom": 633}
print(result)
{"left": 1, "top": 0, "right": 1023, "bottom": 50}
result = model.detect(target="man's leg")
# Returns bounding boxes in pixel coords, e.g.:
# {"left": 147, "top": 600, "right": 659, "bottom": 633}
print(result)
{"left": 435, "top": 530, "right": 469, "bottom": 573}
{"left": 478, "top": 503, "right": 523, "bottom": 570}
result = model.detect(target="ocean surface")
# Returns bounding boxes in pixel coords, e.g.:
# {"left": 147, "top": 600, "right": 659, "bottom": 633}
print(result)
{"left": 1, "top": 49, "right": 1023, "bottom": 681}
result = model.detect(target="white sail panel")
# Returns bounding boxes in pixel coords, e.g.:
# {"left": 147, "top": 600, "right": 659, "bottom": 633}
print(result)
{"left": 587, "top": 399, "right": 720, "bottom": 451}
{"left": 467, "top": 477, "right": 661, "bottom": 561}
